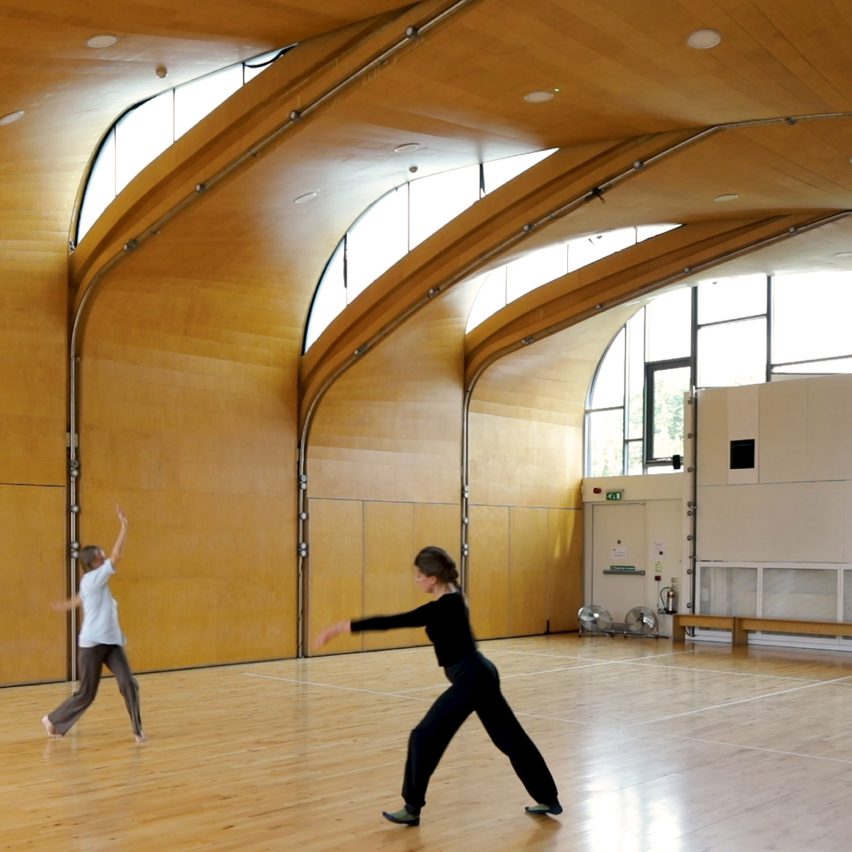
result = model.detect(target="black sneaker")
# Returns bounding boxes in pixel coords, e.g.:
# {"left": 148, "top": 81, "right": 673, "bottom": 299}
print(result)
{"left": 525, "top": 802, "right": 563, "bottom": 815}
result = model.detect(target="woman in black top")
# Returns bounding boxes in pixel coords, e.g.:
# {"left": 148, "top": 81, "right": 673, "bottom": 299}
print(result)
{"left": 316, "top": 546, "right": 561, "bottom": 826}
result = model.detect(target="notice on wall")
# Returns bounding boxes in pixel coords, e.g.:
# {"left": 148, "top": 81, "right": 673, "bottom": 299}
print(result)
{"left": 611, "top": 546, "right": 627, "bottom": 559}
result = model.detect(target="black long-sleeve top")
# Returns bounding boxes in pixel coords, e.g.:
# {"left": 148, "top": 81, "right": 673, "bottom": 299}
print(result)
{"left": 351, "top": 590, "right": 477, "bottom": 667}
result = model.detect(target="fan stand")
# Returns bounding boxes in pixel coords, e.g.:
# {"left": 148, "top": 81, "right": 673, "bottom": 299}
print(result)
{"left": 578, "top": 604, "right": 666, "bottom": 639}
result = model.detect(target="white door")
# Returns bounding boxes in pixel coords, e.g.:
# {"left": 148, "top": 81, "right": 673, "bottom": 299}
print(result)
{"left": 590, "top": 501, "right": 647, "bottom": 623}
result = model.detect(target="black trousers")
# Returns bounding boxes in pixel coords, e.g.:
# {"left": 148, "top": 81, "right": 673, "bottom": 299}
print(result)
{"left": 47, "top": 644, "right": 143, "bottom": 737}
{"left": 402, "top": 651, "right": 558, "bottom": 811}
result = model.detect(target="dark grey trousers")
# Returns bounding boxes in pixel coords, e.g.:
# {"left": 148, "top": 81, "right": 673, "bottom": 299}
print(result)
{"left": 47, "top": 644, "right": 143, "bottom": 736}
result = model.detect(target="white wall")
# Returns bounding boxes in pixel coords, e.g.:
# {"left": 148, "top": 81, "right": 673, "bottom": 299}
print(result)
{"left": 582, "top": 473, "right": 688, "bottom": 636}
{"left": 695, "top": 375, "right": 852, "bottom": 647}
{"left": 697, "top": 375, "right": 852, "bottom": 563}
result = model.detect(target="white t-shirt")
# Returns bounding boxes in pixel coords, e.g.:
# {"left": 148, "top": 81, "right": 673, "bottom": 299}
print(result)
{"left": 78, "top": 559, "right": 125, "bottom": 647}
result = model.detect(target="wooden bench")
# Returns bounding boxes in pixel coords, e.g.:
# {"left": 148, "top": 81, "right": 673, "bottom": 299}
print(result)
{"left": 672, "top": 614, "right": 736, "bottom": 643}
{"left": 733, "top": 617, "right": 852, "bottom": 647}
{"left": 673, "top": 614, "right": 852, "bottom": 649}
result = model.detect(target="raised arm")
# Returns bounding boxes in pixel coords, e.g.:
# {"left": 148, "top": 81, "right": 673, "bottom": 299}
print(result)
{"left": 109, "top": 504, "right": 129, "bottom": 565}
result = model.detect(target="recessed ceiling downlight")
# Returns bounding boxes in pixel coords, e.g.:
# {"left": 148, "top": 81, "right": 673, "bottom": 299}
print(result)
{"left": 394, "top": 142, "right": 421, "bottom": 154}
{"left": 524, "top": 90, "right": 555, "bottom": 103}
{"left": 714, "top": 193, "right": 739, "bottom": 202}
{"left": 87, "top": 34, "right": 119, "bottom": 49}
{"left": 687, "top": 28, "right": 722, "bottom": 49}
{"left": 0, "top": 110, "right": 25, "bottom": 126}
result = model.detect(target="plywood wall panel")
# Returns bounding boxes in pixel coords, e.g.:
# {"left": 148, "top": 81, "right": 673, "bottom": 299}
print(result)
{"left": 305, "top": 296, "right": 467, "bottom": 651}
{"left": 414, "top": 502, "right": 461, "bottom": 563}
{"left": 307, "top": 298, "right": 464, "bottom": 505}
{"left": 79, "top": 486, "right": 295, "bottom": 669}
{"left": 547, "top": 507, "right": 582, "bottom": 632}
{"left": 363, "top": 501, "right": 422, "bottom": 651}
{"left": 77, "top": 224, "right": 301, "bottom": 671}
{"left": 308, "top": 498, "right": 364, "bottom": 656}
{"left": 0, "top": 485, "right": 67, "bottom": 684}
{"left": 0, "top": 265, "right": 67, "bottom": 486}
{"left": 467, "top": 322, "right": 597, "bottom": 639}
{"left": 509, "top": 507, "right": 549, "bottom": 636}
{"left": 468, "top": 412, "right": 583, "bottom": 509}
{"left": 467, "top": 505, "right": 510, "bottom": 639}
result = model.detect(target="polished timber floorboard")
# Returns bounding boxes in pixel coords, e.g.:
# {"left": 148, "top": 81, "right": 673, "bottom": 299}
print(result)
{"left": 4, "top": 634, "right": 852, "bottom": 851}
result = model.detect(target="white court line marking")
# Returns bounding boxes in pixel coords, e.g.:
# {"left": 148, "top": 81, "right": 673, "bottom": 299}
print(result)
{"left": 663, "top": 733, "right": 852, "bottom": 766}
{"left": 495, "top": 646, "right": 852, "bottom": 686}
{"left": 629, "top": 673, "right": 852, "bottom": 727}
{"left": 243, "top": 671, "right": 594, "bottom": 729}
{"left": 243, "top": 654, "right": 852, "bottom": 719}
{"left": 491, "top": 647, "right": 690, "bottom": 662}
{"left": 625, "top": 659, "right": 825, "bottom": 684}
{"left": 243, "top": 671, "right": 436, "bottom": 702}
{"left": 242, "top": 669, "right": 852, "bottom": 756}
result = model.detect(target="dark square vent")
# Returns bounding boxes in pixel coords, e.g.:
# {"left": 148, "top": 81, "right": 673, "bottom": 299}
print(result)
{"left": 730, "top": 438, "right": 755, "bottom": 470}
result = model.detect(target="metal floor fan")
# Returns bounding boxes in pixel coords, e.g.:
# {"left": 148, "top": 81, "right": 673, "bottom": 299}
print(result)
{"left": 578, "top": 604, "right": 613, "bottom": 635}
{"left": 624, "top": 606, "right": 659, "bottom": 637}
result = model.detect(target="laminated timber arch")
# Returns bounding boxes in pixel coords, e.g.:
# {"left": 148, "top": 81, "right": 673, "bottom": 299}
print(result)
{"left": 296, "top": 113, "right": 851, "bottom": 614}
{"left": 25, "top": 3, "right": 848, "bottom": 676}
{"left": 463, "top": 210, "right": 852, "bottom": 389}
{"left": 61, "top": 0, "right": 482, "bottom": 669}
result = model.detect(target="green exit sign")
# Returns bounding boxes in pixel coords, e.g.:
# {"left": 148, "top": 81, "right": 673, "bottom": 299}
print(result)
{"left": 605, "top": 490, "right": 623, "bottom": 501}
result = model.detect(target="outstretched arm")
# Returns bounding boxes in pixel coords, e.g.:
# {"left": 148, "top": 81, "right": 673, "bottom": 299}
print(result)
{"left": 109, "top": 504, "right": 129, "bottom": 565}
{"left": 315, "top": 620, "right": 351, "bottom": 648}
{"left": 315, "top": 603, "right": 432, "bottom": 648}
{"left": 50, "top": 595, "right": 81, "bottom": 612}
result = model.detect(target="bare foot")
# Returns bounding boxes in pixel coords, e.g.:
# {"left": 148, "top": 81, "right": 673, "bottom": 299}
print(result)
{"left": 41, "top": 715, "right": 62, "bottom": 739}
{"left": 134, "top": 732, "right": 147, "bottom": 743}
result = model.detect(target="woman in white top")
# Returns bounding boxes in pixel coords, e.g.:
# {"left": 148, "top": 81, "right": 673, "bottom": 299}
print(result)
{"left": 42, "top": 505, "right": 145, "bottom": 743}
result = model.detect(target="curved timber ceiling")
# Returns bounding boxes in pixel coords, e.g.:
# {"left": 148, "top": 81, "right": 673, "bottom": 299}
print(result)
{"left": 2, "top": 0, "right": 851, "bottom": 407}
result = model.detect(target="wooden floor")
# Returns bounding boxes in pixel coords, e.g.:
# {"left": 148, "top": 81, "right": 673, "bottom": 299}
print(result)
{"left": 4, "top": 634, "right": 852, "bottom": 851}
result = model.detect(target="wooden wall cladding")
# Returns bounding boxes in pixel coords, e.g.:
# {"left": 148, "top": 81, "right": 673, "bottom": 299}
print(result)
{"left": 0, "top": 258, "right": 68, "bottom": 684}
{"left": 306, "top": 297, "right": 465, "bottom": 505}
{"left": 363, "top": 501, "right": 421, "bottom": 651}
{"left": 467, "top": 505, "right": 511, "bottom": 639}
{"left": 466, "top": 322, "right": 612, "bottom": 638}
{"left": 508, "top": 507, "right": 550, "bottom": 635}
{"left": 308, "top": 498, "right": 459, "bottom": 655}
{"left": 306, "top": 296, "right": 466, "bottom": 654}
{"left": 0, "top": 485, "right": 67, "bottom": 684}
{"left": 547, "top": 507, "right": 583, "bottom": 633}
{"left": 307, "top": 498, "right": 365, "bottom": 655}
{"left": 78, "top": 259, "right": 299, "bottom": 670}
{"left": 467, "top": 505, "right": 581, "bottom": 639}
{"left": 0, "top": 263, "right": 67, "bottom": 487}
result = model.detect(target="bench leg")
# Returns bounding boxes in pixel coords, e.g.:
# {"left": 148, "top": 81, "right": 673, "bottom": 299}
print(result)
{"left": 732, "top": 617, "right": 747, "bottom": 648}
{"left": 672, "top": 616, "right": 686, "bottom": 643}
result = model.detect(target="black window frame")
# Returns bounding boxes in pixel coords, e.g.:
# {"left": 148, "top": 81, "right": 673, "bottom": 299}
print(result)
{"left": 644, "top": 357, "right": 691, "bottom": 468}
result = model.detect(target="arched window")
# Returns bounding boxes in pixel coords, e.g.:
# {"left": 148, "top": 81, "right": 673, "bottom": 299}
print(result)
{"left": 585, "top": 270, "right": 852, "bottom": 476}
{"left": 74, "top": 47, "right": 293, "bottom": 246}
{"left": 303, "top": 149, "right": 556, "bottom": 351}
{"left": 465, "top": 224, "right": 678, "bottom": 333}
